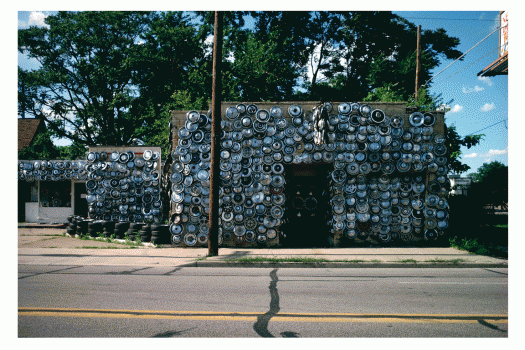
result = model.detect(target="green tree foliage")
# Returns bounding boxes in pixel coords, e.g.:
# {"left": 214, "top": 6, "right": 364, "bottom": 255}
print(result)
{"left": 448, "top": 161, "right": 508, "bottom": 247}
{"left": 19, "top": 10, "right": 482, "bottom": 172}
{"left": 283, "top": 11, "right": 463, "bottom": 102}
{"left": 445, "top": 125, "right": 484, "bottom": 174}
{"left": 470, "top": 161, "right": 508, "bottom": 210}
{"left": 18, "top": 128, "right": 59, "bottom": 160}
{"left": 18, "top": 11, "right": 205, "bottom": 159}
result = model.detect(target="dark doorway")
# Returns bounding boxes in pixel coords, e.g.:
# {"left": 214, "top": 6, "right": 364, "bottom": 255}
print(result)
{"left": 281, "top": 164, "right": 331, "bottom": 247}
{"left": 74, "top": 182, "right": 88, "bottom": 217}
{"left": 18, "top": 181, "right": 31, "bottom": 222}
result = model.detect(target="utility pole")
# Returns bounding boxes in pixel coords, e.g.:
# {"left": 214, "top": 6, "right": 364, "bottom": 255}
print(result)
{"left": 208, "top": 11, "right": 223, "bottom": 257}
{"left": 415, "top": 25, "right": 422, "bottom": 103}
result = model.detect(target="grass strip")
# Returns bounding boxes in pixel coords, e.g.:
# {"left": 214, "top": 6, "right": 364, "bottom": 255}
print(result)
{"left": 225, "top": 257, "right": 378, "bottom": 264}
{"left": 80, "top": 246, "right": 137, "bottom": 249}
{"left": 424, "top": 258, "right": 466, "bottom": 265}
{"left": 449, "top": 237, "right": 507, "bottom": 259}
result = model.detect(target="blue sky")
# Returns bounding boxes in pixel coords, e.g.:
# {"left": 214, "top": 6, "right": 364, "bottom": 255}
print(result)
{"left": 17, "top": 10, "right": 509, "bottom": 175}
{"left": 393, "top": 11, "right": 508, "bottom": 175}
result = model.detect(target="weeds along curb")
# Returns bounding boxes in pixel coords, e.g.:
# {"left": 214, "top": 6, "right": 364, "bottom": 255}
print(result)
{"left": 192, "top": 261, "right": 508, "bottom": 269}
{"left": 64, "top": 233, "right": 158, "bottom": 248}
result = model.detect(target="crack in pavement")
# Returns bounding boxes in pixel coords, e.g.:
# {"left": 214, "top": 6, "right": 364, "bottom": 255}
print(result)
{"left": 253, "top": 268, "right": 280, "bottom": 337}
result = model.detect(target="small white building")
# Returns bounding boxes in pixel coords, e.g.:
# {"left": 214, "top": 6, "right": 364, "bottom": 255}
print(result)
{"left": 449, "top": 175, "right": 472, "bottom": 195}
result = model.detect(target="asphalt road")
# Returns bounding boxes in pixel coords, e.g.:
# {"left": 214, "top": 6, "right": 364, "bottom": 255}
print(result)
{"left": 18, "top": 265, "right": 508, "bottom": 338}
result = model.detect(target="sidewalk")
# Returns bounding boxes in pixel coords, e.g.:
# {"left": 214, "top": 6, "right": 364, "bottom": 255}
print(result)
{"left": 18, "top": 227, "right": 508, "bottom": 268}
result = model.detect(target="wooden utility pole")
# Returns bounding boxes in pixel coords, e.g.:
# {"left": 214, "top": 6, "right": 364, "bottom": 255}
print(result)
{"left": 415, "top": 25, "right": 422, "bottom": 103}
{"left": 208, "top": 11, "right": 223, "bottom": 257}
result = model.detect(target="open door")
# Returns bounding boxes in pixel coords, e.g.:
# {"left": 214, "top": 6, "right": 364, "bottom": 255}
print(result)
{"left": 74, "top": 182, "right": 88, "bottom": 217}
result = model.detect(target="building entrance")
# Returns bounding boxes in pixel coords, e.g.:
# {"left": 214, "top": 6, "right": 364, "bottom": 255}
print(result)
{"left": 281, "top": 164, "right": 330, "bottom": 247}
{"left": 74, "top": 182, "right": 88, "bottom": 217}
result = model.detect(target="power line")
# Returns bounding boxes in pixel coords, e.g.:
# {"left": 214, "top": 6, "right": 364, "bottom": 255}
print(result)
{"left": 430, "top": 45, "right": 502, "bottom": 87}
{"left": 423, "top": 24, "right": 506, "bottom": 88}
{"left": 464, "top": 119, "right": 508, "bottom": 136}
{"left": 402, "top": 17, "right": 498, "bottom": 22}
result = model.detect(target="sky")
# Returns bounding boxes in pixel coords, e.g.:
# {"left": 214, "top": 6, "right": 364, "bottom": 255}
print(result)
{"left": 16, "top": 8, "right": 510, "bottom": 176}
{"left": 393, "top": 11, "right": 509, "bottom": 176}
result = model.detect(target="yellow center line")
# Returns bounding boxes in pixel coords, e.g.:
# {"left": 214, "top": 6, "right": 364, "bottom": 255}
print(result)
{"left": 18, "top": 307, "right": 508, "bottom": 324}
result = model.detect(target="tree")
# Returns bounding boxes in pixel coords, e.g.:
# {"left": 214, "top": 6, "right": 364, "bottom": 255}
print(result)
{"left": 289, "top": 11, "right": 463, "bottom": 102}
{"left": 445, "top": 124, "right": 483, "bottom": 174}
{"left": 193, "top": 11, "right": 306, "bottom": 102}
{"left": 18, "top": 11, "right": 205, "bottom": 157}
{"left": 470, "top": 161, "right": 508, "bottom": 210}
{"left": 19, "top": 10, "right": 481, "bottom": 169}
{"left": 18, "top": 128, "right": 59, "bottom": 160}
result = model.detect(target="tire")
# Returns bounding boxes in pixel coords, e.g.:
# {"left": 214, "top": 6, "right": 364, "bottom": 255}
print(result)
{"left": 150, "top": 224, "right": 160, "bottom": 244}
{"left": 88, "top": 220, "right": 103, "bottom": 237}
{"left": 150, "top": 235, "right": 162, "bottom": 245}
{"left": 151, "top": 224, "right": 169, "bottom": 245}
{"left": 102, "top": 221, "right": 115, "bottom": 237}
{"left": 139, "top": 224, "right": 151, "bottom": 242}
{"left": 127, "top": 223, "right": 142, "bottom": 240}
{"left": 114, "top": 221, "right": 130, "bottom": 239}
{"left": 66, "top": 226, "right": 77, "bottom": 235}
{"left": 77, "top": 219, "right": 88, "bottom": 235}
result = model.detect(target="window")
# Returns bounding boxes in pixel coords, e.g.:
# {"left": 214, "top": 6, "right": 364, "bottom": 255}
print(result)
{"left": 39, "top": 181, "right": 71, "bottom": 207}
{"left": 30, "top": 181, "right": 38, "bottom": 202}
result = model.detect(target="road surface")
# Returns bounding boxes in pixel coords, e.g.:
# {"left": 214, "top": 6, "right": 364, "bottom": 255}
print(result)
{"left": 18, "top": 265, "right": 508, "bottom": 337}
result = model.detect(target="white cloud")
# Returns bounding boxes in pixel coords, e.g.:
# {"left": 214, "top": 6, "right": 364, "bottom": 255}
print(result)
{"left": 480, "top": 103, "right": 495, "bottom": 112}
{"left": 478, "top": 76, "right": 493, "bottom": 86}
{"left": 448, "top": 104, "right": 464, "bottom": 113}
{"left": 487, "top": 148, "right": 508, "bottom": 156}
{"left": 463, "top": 148, "right": 507, "bottom": 159}
{"left": 28, "top": 11, "right": 50, "bottom": 28}
{"left": 462, "top": 85, "right": 484, "bottom": 94}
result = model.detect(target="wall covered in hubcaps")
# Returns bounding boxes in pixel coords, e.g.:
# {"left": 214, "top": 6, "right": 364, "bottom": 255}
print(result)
{"left": 19, "top": 146, "right": 163, "bottom": 224}
{"left": 169, "top": 102, "right": 449, "bottom": 248}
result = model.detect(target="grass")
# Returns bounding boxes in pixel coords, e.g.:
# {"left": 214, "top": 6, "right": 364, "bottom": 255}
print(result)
{"left": 425, "top": 258, "right": 466, "bottom": 265}
{"left": 397, "top": 259, "right": 418, "bottom": 264}
{"left": 228, "top": 257, "right": 330, "bottom": 264}
{"left": 225, "top": 257, "right": 381, "bottom": 264}
{"left": 80, "top": 246, "right": 137, "bottom": 249}
{"left": 449, "top": 236, "right": 507, "bottom": 259}
{"left": 70, "top": 231, "right": 144, "bottom": 247}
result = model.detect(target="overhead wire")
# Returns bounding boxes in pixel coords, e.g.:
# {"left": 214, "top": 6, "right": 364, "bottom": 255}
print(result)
{"left": 422, "top": 23, "right": 507, "bottom": 88}
{"left": 464, "top": 119, "right": 508, "bottom": 137}
{"left": 401, "top": 16, "right": 499, "bottom": 22}
{"left": 430, "top": 45, "right": 501, "bottom": 87}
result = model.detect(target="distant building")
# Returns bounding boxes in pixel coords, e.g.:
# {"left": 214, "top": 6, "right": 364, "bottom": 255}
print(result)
{"left": 18, "top": 117, "right": 46, "bottom": 153}
{"left": 477, "top": 11, "right": 508, "bottom": 77}
{"left": 449, "top": 175, "right": 472, "bottom": 195}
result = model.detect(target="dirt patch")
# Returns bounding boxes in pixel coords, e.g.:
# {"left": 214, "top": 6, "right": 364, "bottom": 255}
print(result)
{"left": 18, "top": 228, "right": 66, "bottom": 237}
{"left": 18, "top": 227, "right": 144, "bottom": 249}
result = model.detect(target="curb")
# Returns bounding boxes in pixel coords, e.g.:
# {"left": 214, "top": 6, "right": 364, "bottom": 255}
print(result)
{"left": 19, "top": 224, "right": 67, "bottom": 229}
{"left": 191, "top": 261, "right": 508, "bottom": 269}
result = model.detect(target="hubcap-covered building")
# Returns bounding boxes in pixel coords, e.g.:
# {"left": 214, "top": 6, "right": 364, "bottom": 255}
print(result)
{"left": 168, "top": 101, "right": 449, "bottom": 248}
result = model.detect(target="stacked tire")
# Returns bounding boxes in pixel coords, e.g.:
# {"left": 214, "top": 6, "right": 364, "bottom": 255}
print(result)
{"left": 114, "top": 221, "right": 130, "bottom": 239}
{"left": 127, "top": 223, "right": 142, "bottom": 241}
{"left": 87, "top": 220, "right": 103, "bottom": 237}
{"left": 66, "top": 215, "right": 77, "bottom": 236}
{"left": 150, "top": 224, "right": 169, "bottom": 245}
{"left": 139, "top": 224, "right": 151, "bottom": 243}
{"left": 102, "top": 221, "right": 115, "bottom": 238}
{"left": 76, "top": 217, "right": 88, "bottom": 236}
